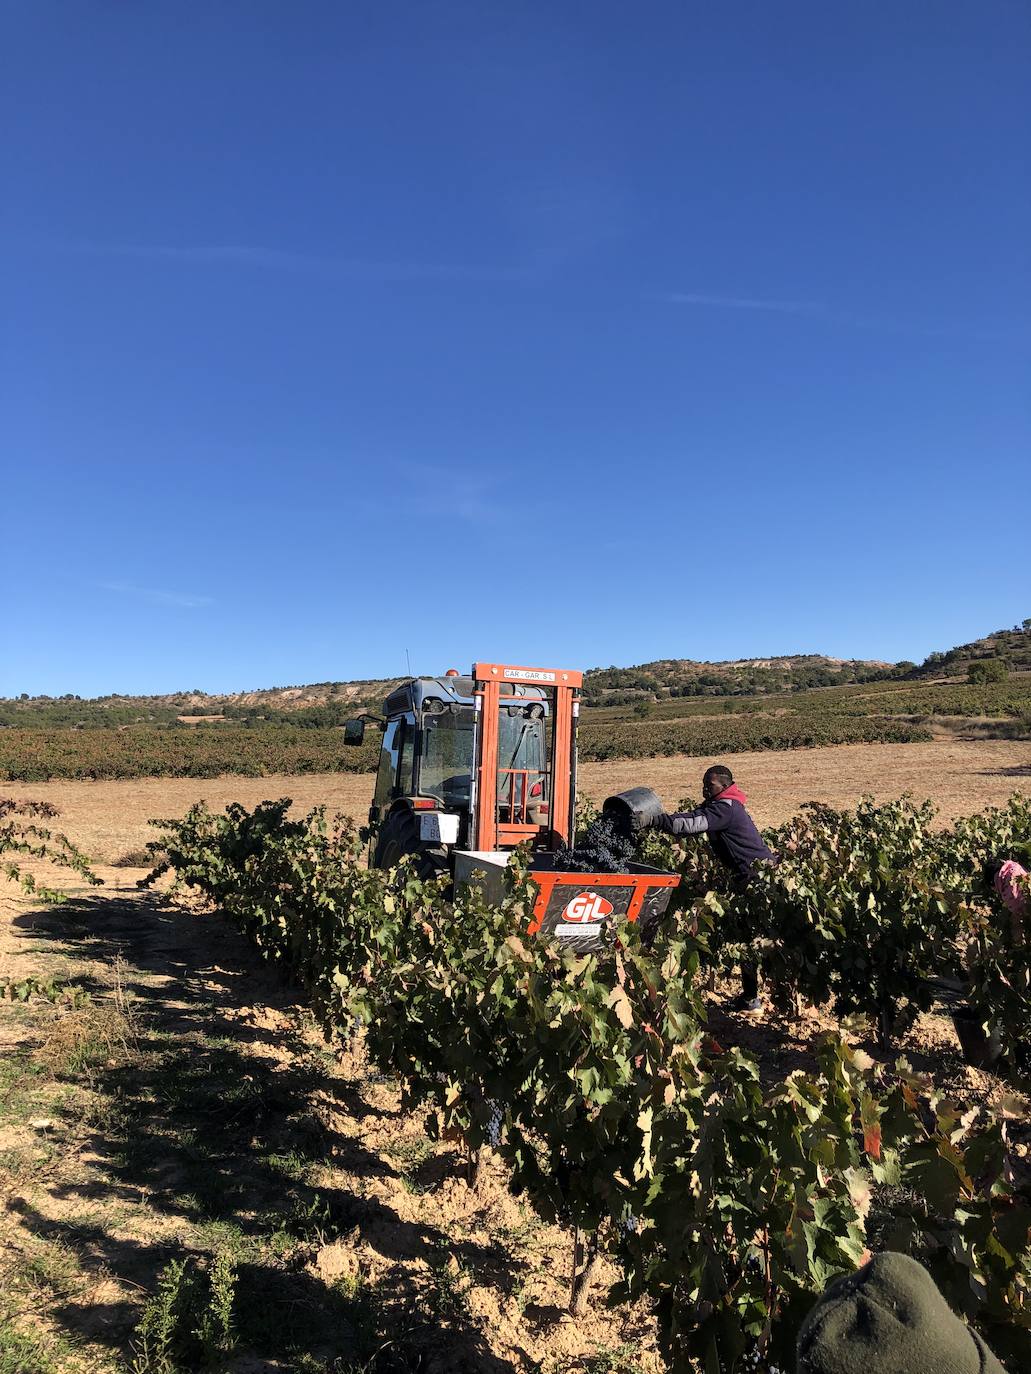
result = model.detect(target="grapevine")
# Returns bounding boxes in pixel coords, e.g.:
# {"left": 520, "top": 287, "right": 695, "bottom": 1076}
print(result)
{"left": 141, "top": 793, "right": 1031, "bottom": 1369}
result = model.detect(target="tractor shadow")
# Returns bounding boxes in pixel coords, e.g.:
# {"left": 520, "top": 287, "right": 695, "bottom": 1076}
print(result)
{"left": 9, "top": 885, "right": 523, "bottom": 1371}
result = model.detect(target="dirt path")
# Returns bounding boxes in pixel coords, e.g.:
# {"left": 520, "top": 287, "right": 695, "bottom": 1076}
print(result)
{"left": 5, "top": 738, "right": 1028, "bottom": 865}
{"left": 0, "top": 871, "right": 662, "bottom": 1373}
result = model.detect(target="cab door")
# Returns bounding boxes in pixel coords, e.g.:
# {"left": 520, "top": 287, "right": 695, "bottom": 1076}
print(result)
{"left": 372, "top": 715, "right": 418, "bottom": 820}
{"left": 372, "top": 720, "right": 401, "bottom": 818}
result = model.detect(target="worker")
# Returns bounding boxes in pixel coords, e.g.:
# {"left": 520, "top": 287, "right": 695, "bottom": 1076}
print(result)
{"left": 796, "top": 1250, "right": 1004, "bottom": 1373}
{"left": 989, "top": 852, "right": 1028, "bottom": 944}
{"left": 643, "top": 764, "right": 775, "bottom": 1012}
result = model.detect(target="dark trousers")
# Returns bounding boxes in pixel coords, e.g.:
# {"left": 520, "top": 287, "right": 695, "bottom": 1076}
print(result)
{"left": 731, "top": 867, "right": 766, "bottom": 1001}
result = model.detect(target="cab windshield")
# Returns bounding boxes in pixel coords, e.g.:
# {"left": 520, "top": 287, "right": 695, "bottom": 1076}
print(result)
{"left": 418, "top": 710, "right": 475, "bottom": 806}
{"left": 496, "top": 709, "right": 548, "bottom": 816}
{"left": 417, "top": 706, "right": 548, "bottom": 811}
{"left": 498, "top": 710, "right": 545, "bottom": 775}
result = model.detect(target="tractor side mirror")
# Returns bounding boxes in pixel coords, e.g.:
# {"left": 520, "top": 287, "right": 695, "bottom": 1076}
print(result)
{"left": 343, "top": 719, "right": 366, "bottom": 746}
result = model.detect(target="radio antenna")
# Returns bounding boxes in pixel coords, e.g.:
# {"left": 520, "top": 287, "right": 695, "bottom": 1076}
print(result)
{"left": 405, "top": 647, "right": 412, "bottom": 677}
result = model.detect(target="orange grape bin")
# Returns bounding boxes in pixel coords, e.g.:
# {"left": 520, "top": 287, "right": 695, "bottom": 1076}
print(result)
{"left": 468, "top": 663, "right": 680, "bottom": 954}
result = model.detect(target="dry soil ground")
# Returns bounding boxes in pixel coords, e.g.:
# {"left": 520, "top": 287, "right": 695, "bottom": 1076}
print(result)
{"left": 5, "top": 738, "right": 1029, "bottom": 866}
{"left": 0, "top": 866, "right": 665, "bottom": 1373}
{"left": 1, "top": 737, "right": 1028, "bottom": 1372}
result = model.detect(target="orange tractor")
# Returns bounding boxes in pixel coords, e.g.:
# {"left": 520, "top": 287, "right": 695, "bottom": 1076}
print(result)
{"left": 345, "top": 662, "right": 679, "bottom": 951}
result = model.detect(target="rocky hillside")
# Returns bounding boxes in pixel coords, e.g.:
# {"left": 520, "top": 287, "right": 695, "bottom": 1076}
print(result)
{"left": 3, "top": 621, "right": 1028, "bottom": 727}
{"left": 915, "top": 622, "right": 1031, "bottom": 679}
{"left": 580, "top": 654, "right": 895, "bottom": 705}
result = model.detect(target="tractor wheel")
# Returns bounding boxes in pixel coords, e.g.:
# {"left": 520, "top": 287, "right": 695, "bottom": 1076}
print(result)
{"left": 372, "top": 809, "right": 451, "bottom": 884}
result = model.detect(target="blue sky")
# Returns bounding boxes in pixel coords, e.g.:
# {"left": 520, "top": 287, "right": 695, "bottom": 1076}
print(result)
{"left": 3, "top": 2, "right": 1029, "bottom": 696}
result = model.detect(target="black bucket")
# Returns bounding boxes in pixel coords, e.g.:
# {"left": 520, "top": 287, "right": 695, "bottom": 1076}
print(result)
{"left": 603, "top": 787, "right": 665, "bottom": 835}
{"left": 951, "top": 1007, "right": 1005, "bottom": 1071}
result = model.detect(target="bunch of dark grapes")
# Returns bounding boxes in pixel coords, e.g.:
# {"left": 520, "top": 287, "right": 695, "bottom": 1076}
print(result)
{"left": 485, "top": 1099, "right": 504, "bottom": 1148}
{"left": 554, "top": 813, "right": 639, "bottom": 873}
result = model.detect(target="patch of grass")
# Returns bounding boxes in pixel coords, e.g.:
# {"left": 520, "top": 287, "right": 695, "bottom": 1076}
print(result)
{"left": 167, "top": 1161, "right": 250, "bottom": 1222}
{"left": 383, "top": 1135, "right": 433, "bottom": 1171}
{"left": 283, "top": 1273, "right": 423, "bottom": 1374}
{"left": 580, "top": 1344, "right": 647, "bottom": 1372}
{"left": 510, "top": 1272, "right": 531, "bottom": 1317}
{"left": 11, "top": 1238, "right": 82, "bottom": 1300}
{"left": 149, "top": 1051, "right": 264, "bottom": 1118}
{"left": 34, "top": 1000, "right": 139, "bottom": 1082}
{"left": 502, "top": 1203, "right": 548, "bottom": 1248}
{"left": 428, "top": 1240, "right": 471, "bottom": 1322}
{"left": 0, "top": 1054, "right": 46, "bottom": 1126}
{"left": 79, "top": 1089, "right": 143, "bottom": 1134}
{"left": 33, "top": 959, "right": 139, "bottom": 1087}
{"left": 0, "top": 1321, "right": 61, "bottom": 1374}
{"left": 190, "top": 1218, "right": 261, "bottom": 1263}
{"left": 0, "top": 1298, "right": 80, "bottom": 1374}
{"left": 267, "top": 1191, "right": 340, "bottom": 1253}
{"left": 0, "top": 1146, "right": 40, "bottom": 1183}
{"left": 129, "top": 1251, "right": 238, "bottom": 1374}
{"left": 9, "top": 944, "right": 74, "bottom": 959}
{"left": 382, "top": 1134, "right": 434, "bottom": 1193}
{"left": 38, "top": 1206, "right": 110, "bottom": 1245}
{"left": 262, "top": 1147, "right": 317, "bottom": 1183}
{"left": 170, "top": 1192, "right": 204, "bottom": 1217}
{"left": 0, "top": 1003, "right": 38, "bottom": 1026}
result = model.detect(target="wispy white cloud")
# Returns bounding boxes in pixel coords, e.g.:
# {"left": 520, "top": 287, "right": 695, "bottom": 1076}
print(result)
{"left": 666, "top": 291, "right": 822, "bottom": 315}
{"left": 663, "top": 291, "right": 1025, "bottom": 341}
{"left": 65, "top": 241, "right": 529, "bottom": 284}
{"left": 98, "top": 581, "right": 214, "bottom": 609}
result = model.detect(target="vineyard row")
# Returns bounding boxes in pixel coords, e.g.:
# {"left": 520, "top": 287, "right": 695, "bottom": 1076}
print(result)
{"left": 141, "top": 793, "right": 1031, "bottom": 1371}
{"left": 0, "top": 711, "right": 936, "bottom": 781}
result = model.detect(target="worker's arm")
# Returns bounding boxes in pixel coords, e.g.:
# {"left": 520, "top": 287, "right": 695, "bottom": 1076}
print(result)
{"left": 653, "top": 799, "right": 733, "bottom": 837}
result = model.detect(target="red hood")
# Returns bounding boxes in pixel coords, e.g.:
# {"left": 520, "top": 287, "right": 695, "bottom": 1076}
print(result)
{"left": 716, "top": 783, "right": 747, "bottom": 805}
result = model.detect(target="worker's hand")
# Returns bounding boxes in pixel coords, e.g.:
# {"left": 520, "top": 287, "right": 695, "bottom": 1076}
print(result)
{"left": 631, "top": 811, "right": 666, "bottom": 834}
{"left": 606, "top": 812, "right": 637, "bottom": 839}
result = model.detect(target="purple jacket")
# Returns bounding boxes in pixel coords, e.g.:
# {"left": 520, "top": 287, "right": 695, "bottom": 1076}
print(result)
{"left": 654, "top": 783, "right": 774, "bottom": 884}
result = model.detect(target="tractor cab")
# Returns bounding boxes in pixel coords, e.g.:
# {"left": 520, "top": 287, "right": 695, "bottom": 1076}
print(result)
{"left": 370, "top": 672, "right": 552, "bottom": 834}
{"left": 346, "top": 663, "right": 580, "bottom": 879}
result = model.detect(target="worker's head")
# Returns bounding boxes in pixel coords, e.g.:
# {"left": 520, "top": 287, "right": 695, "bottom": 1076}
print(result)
{"left": 796, "top": 1251, "right": 1005, "bottom": 1374}
{"left": 983, "top": 844, "right": 1031, "bottom": 886}
{"left": 702, "top": 765, "right": 734, "bottom": 800}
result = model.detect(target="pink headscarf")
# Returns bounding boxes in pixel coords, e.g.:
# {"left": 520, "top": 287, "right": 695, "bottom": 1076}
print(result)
{"left": 994, "top": 859, "right": 1028, "bottom": 924}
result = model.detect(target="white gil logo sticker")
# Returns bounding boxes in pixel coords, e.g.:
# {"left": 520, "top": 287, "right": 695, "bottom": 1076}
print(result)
{"left": 561, "top": 892, "right": 614, "bottom": 923}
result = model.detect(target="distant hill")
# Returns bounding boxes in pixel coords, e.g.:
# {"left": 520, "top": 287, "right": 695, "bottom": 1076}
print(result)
{"left": 1, "top": 658, "right": 891, "bottom": 725}
{"left": 0, "top": 678, "right": 406, "bottom": 730}
{"left": 580, "top": 654, "right": 896, "bottom": 705}
{"left": 1, "top": 620, "right": 1028, "bottom": 728}
{"left": 583, "top": 621, "right": 1031, "bottom": 705}
{"left": 2, "top": 619, "right": 1028, "bottom": 780}
{"left": 912, "top": 622, "right": 1031, "bottom": 679}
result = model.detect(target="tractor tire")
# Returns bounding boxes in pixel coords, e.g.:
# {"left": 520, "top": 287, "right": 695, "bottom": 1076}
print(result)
{"left": 372, "top": 809, "right": 451, "bottom": 884}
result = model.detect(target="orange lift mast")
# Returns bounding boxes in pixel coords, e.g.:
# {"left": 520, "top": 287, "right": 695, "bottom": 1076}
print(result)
{"left": 470, "top": 662, "right": 582, "bottom": 853}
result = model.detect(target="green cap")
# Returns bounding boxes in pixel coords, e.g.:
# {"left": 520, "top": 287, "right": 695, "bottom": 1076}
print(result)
{"left": 797, "top": 1252, "right": 1005, "bottom": 1374}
